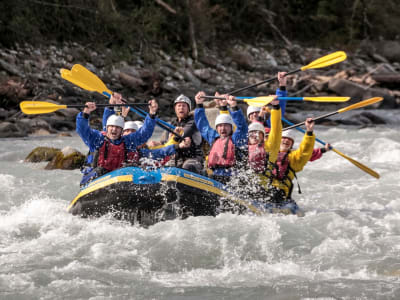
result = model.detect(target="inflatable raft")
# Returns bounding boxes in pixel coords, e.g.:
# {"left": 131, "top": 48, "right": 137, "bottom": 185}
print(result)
{"left": 67, "top": 166, "right": 261, "bottom": 224}
{"left": 67, "top": 167, "right": 302, "bottom": 225}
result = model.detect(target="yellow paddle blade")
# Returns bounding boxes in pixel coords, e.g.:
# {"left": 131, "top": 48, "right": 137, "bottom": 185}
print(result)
{"left": 20, "top": 101, "right": 67, "bottom": 115}
{"left": 303, "top": 96, "right": 350, "bottom": 102}
{"left": 301, "top": 51, "right": 347, "bottom": 71}
{"left": 332, "top": 148, "right": 380, "bottom": 179}
{"left": 242, "top": 96, "right": 274, "bottom": 107}
{"left": 338, "top": 97, "right": 383, "bottom": 113}
{"left": 70, "top": 64, "right": 113, "bottom": 96}
{"left": 60, "top": 69, "right": 95, "bottom": 92}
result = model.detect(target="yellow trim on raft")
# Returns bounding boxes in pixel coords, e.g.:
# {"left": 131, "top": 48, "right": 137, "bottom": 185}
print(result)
{"left": 161, "top": 174, "right": 262, "bottom": 215}
{"left": 68, "top": 173, "right": 262, "bottom": 216}
{"left": 67, "top": 175, "right": 132, "bottom": 211}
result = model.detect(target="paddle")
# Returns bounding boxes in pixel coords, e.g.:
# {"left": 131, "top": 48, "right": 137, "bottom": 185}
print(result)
{"left": 228, "top": 51, "right": 347, "bottom": 95}
{"left": 281, "top": 117, "right": 380, "bottom": 179}
{"left": 202, "top": 95, "right": 350, "bottom": 107}
{"left": 282, "top": 97, "right": 383, "bottom": 131}
{"left": 60, "top": 64, "right": 181, "bottom": 138}
{"left": 20, "top": 101, "right": 148, "bottom": 115}
{"left": 127, "top": 106, "right": 183, "bottom": 140}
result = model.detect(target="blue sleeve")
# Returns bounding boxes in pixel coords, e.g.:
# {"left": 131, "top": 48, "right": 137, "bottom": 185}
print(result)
{"left": 123, "top": 115, "right": 156, "bottom": 151}
{"left": 276, "top": 87, "right": 287, "bottom": 117}
{"left": 76, "top": 112, "right": 104, "bottom": 152}
{"left": 194, "top": 108, "right": 219, "bottom": 145}
{"left": 266, "top": 88, "right": 288, "bottom": 127}
{"left": 139, "top": 144, "right": 176, "bottom": 159}
{"left": 231, "top": 108, "right": 248, "bottom": 148}
{"left": 102, "top": 107, "right": 115, "bottom": 131}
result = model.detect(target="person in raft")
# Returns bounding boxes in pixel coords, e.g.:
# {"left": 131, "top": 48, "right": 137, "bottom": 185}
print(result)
{"left": 147, "top": 94, "right": 204, "bottom": 174}
{"left": 265, "top": 118, "right": 316, "bottom": 213}
{"left": 77, "top": 96, "right": 189, "bottom": 185}
{"left": 194, "top": 91, "right": 248, "bottom": 183}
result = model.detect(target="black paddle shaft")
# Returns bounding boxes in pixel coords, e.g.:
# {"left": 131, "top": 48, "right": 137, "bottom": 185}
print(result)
{"left": 228, "top": 68, "right": 301, "bottom": 95}
{"left": 282, "top": 111, "right": 339, "bottom": 131}
{"left": 73, "top": 103, "right": 148, "bottom": 109}
{"left": 132, "top": 106, "right": 183, "bottom": 140}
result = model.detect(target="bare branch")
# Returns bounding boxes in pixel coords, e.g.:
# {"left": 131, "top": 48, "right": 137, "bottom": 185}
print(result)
{"left": 155, "top": 0, "right": 177, "bottom": 14}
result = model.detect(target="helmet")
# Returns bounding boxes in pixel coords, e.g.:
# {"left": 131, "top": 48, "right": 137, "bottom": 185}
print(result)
{"left": 106, "top": 115, "right": 124, "bottom": 128}
{"left": 248, "top": 122, "right": 265, "bottom": 133}
{"left": 282, "top": 129, "right": 296, "bottom": 143}
{"left": 174, "top": 94, "right": 192, "bottom": 110}
{"left": 132, "top": 120, "right": 143, "bottom": 129}
{"left": 215, "top": 114, "right": 234, "bottom": 127}
{"left": 123, "top": 121, "right": 139, "bottom": 131}
{"left": 246, "top": 106, "right": 261, "bottom": 118}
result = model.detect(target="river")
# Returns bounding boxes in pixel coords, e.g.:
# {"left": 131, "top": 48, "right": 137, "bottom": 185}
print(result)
{"left": 1, "top": 124, "right": 399, "bottom": 299}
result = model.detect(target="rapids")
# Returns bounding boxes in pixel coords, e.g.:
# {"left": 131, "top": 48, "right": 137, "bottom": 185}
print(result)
{"left": 1, "top": 125, "right": 399, "bottom": 299}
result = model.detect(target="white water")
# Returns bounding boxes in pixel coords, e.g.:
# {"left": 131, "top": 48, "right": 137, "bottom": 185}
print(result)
{"left": 1, "top": 126, "right": 400, "bottom": 299}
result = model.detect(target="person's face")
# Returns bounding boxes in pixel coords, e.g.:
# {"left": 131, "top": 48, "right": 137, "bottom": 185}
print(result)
{"left": 123, "top": 128, "right": 136, "bottom": 136}
{"left": 217, "top": 124, "right": 232, "bottom": 138}
{"left": 106, "top": 125, "right": 123, "bottom": 140}
{"left": 280, "top": 137, "right": 294, "bottom": 152}
{"left": 248, "top": 112, "right": 259, "bottom": 122}
{"left": 248, "top": 131, "right": 264, "bottom": 145}
{"left": 175, "top": 103, "right": 189, "bottom": 119}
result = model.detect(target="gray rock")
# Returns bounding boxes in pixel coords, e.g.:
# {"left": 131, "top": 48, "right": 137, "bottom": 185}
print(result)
{"left": 0, "top": 59, "right": 24, "bottom": 77}
{"left": 0, "top": 122, "right": 27, "bottom": 137}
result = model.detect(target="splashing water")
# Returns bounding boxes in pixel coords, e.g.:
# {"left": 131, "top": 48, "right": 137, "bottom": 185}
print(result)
{"left": 0, "top": 126, "right": 399, "bottom": 299}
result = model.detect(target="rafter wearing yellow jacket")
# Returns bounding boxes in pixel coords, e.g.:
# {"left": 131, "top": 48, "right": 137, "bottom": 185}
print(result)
{"left": 271, "top": 118, "right": 316, "bottom": 199}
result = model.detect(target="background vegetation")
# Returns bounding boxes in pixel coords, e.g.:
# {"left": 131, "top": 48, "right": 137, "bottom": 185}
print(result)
{"left": 1, "top": 0, "right": 399, "bottom": 53}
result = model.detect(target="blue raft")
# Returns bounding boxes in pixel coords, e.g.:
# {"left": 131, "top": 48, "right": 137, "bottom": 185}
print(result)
{"left": 67, "top": 167, "right": 301, "bottom": 224}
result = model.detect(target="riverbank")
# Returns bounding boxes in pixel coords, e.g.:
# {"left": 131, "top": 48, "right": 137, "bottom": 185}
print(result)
{"left": 1, "top": 40, "right": 400, "bottom": 137}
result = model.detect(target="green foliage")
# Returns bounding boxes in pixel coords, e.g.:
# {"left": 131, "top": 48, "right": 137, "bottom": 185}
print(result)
{"left": 1, "top": 0, "right": 400, "bottom": 51}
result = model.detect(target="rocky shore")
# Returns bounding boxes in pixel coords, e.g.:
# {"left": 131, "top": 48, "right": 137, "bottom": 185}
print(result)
{"left": 1, "top": 40, "right": 400, "bottom": 138}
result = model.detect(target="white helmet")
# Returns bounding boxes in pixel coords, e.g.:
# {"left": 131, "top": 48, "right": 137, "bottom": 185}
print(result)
{"left": 248, "top": 122, "right": 265, "bottom": 133}
{"left": 247, "top": 106, "right": 261, "bottom": 118}
{"left": 174, "top": 94, "right": 192, "bottom": 110}
{"left": 132, "top": 120, "right": 143, "bottom": 129}
{"left": 215, "top": 114, "right": 234, "bottom": 127}
{"left": 123, "top": 121, "right": 139, "bottom": 131}
{"left": 106, "top": 115, "right": 124, "bottom": 128}
{"left": 282, "top": 129, "right": 296, "bottom": 143}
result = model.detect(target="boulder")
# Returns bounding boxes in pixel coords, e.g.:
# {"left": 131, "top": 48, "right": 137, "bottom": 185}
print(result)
{"left": 230, "top": 50, "right": 254, "bottom": 71}
{"left": 376, "top": 40, "right": 400, "bottom": 62}
{"left": 328, "top": 79, "right": 397, "bottom": 108}
{"left": 0, "top": 121, "right": 27, "bottom": 137}
{"left": 118, "top": 72, "right": 145, "bottom": 91}
{"left": 25, "top": 147, "right": 60, "bottom": 162}
{"left": 45, "top": 146, "right": 85, "bottom": 170}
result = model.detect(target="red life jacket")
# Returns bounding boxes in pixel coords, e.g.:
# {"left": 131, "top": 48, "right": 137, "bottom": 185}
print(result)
{"left": 126, "top": 150, "right": 140, "bottom": 165}
{"left": 273, "top": 151, "right": 290, "bottom": 180}
{"left": 97, "top": 135, "right": 139, "bottom": 171}
{"left": 208, "top": 137, "right": 235, "bottom": 169}
{"left": 248, "top": 143, "right": 266, "bottom": 173}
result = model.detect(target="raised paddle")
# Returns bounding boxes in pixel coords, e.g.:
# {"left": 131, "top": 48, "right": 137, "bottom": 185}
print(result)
{"left": 20, "top": 101, "right": 148, "bottom": 115}
{"left": 60, "top": 64, "right": 181, "bottom": 138}
{"left": 281, "top": 116, "right": 380, "bottom": 179}
{"left": 201, "top": 95, "right": 350, "bottom": 107}
{"left": 282, "top": 97, "right": 384, "bottom": 131}
{"left": 228, "top": 51, "right": 347, "bottom": 95}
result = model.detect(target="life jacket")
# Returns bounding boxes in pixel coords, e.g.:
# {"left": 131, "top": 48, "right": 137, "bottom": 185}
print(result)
{"left": 125, "top": 150, "right": 140, "bottom": 165}
{"left": 248, "top": 143, "right": 267, "bottom": 173}
{"left": 97, "top": 136, "right": 139, "bottom": 171}
{"left": 272, "top": 151, "right": 301, "bottom": 198}
{"left": 207, "top": 136, "right": 235, "bottom": 169}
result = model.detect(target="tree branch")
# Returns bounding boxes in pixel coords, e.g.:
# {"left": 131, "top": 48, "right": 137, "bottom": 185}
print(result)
{"left": 155, "top": 0, "right": 177, "bottom": 14}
